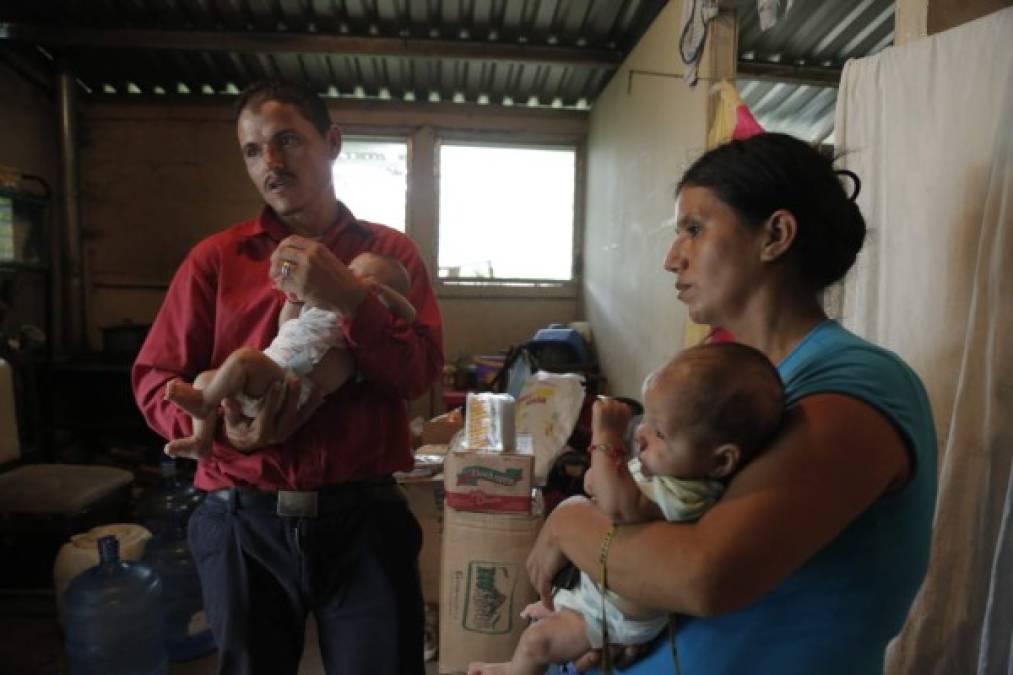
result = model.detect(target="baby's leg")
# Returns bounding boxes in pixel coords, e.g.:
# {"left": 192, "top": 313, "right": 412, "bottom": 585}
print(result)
{"left": 468, "top": 608, "right": 591, "bottom": 675}
{"left": 309, "top": 347, "right": 355, "bottom": 397}
{"left": 166, "top": 347, "right": 285, "bottom": 417}
{"left": 165, "top": 371, "right": 218, "bottom": 460}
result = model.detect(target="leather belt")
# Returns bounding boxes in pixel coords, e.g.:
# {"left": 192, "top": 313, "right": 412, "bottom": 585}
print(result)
{"left": 208, "top": 478, "right": 403, "bottom": 517}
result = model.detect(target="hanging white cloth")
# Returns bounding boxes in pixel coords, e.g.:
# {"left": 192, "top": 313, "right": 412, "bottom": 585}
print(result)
{"left": 834, "top": 8, "right": 1013, "bottom": 675}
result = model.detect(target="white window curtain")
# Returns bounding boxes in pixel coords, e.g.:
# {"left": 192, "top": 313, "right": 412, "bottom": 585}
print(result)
{"left": 834, "top": 8, "right": 1012, "bottom": 675}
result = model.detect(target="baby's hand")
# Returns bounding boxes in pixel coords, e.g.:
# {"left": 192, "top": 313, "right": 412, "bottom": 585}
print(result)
{"left": 592, "top": 397, "right": 632, "bottom": 438}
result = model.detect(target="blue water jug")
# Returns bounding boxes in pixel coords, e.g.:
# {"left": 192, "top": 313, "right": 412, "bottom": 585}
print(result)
{"left": 62, "top": 535, "right": 168, "bottom": 675}
{"left": 136, "top": 459, "right": 204, "bottom": 535}
{"left": 143, "top": 511, "right": 216, "bottom": 661}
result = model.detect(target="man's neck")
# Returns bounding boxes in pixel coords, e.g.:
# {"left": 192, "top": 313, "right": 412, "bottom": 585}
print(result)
{"left": 280, "top": 198, "right": 341, "bottom": 237}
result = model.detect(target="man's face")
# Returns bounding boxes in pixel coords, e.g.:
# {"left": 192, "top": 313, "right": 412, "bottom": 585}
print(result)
{"left": 237, "top": 99, "right": 340, "bottom": 218}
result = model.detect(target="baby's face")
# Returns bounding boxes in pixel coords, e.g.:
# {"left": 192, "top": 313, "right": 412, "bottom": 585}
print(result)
{"left": 634, "top": 378, "right": 712, "bottom": 480}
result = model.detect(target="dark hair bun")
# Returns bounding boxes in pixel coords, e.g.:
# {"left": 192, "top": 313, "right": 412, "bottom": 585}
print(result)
{"left": 678, "top": 133, "right": 866, "bottom": 290}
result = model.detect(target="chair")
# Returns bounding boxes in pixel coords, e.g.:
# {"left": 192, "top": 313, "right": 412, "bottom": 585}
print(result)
{"left": 0, "top": 358, "right": 134, "bottom": 588}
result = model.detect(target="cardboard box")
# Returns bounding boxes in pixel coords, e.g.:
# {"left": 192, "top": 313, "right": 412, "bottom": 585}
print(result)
{"left": 400, "top": 475, "right": 445, "bottom": 605}
{"left": 444, "top": 450, "right": 534, "bottom": 514}
{"left": 439, "top": 506, "right": 542, "bottom": 674}
{"left": 421, "top": 410, "right": 465, "bottom": 446}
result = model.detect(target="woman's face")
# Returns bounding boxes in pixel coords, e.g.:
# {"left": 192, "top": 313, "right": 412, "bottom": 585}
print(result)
{"left": 665, "top": 186, "right": 766, "bottom": 326}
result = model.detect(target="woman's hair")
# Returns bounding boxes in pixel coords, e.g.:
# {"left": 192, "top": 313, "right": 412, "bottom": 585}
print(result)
{"left": 234, "top": 80, "right": 332, "bottom": 136}
{"left": 677, "top": 133, "right": 866, "bottom": 290}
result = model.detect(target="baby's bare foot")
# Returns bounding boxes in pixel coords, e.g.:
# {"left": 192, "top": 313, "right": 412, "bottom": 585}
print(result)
{"left": 521, "top": 601, "right": 554, "bottom": 621}
{"left": 165, "top": 379, "right": 213, "bottom": 418}
{"left": 164, "top": 436, "right": 211, "bottom": 461}
{"left": 467, "top": 663, "right": 511, "bottom": 675}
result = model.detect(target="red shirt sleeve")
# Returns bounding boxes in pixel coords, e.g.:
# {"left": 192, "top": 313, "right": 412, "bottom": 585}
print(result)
{"left": 131, "top": 244, "right": 218, "bottom": 441}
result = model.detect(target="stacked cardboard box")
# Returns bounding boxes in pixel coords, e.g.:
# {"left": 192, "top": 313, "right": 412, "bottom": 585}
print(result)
{"left": 438, "top": 506, "right": 542, "bottom": 673}
{"left": 443, "top": 449, "right": 534, "bottom": 514}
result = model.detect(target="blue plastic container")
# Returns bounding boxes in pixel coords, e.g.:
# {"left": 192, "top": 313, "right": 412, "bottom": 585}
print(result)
{"left": 530, "top": 327, "right": 593, "bottom": 364}
{"left": 142, "top": 512, "right": 216, "bottom": 661}
{"left": 135, "top": 459, "right": 204, "bottom": 536}
{"left": 62, "top": 535, "right": 168, "bottom": 675}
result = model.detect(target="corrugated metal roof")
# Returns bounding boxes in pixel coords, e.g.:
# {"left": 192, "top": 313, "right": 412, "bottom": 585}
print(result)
{"left": 0, "top": 0, "right": 895, "bottom": 130}
{"left": 733, "top": 0, "right": 895, "bottom": 143}
{"left": 0, "top": 0, "right": 667, "bottom": 108}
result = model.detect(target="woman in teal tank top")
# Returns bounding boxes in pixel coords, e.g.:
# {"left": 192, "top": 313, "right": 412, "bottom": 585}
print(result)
{"left": 533, "top": 133, "right": 937, "bottom": 675}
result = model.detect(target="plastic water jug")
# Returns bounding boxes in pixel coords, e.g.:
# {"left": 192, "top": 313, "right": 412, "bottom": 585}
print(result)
{"left": 135, "top": 459, "right": 204, "bottom": 535}
{"left": 62, "top": 535, "right": 168, "bottom": 675}
{"left": 142, "top": 512, "right": 215, "bottom": 661}
{"left": 53, "top": 523, "right": 152, "bottom": 621}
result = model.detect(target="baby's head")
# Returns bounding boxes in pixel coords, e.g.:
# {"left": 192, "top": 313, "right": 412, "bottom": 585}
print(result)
{"left": 635, "top": 343, "right": 784, "bottom": 481}
{"left": 349, "top": 252, "right": 411, "bottom": 296}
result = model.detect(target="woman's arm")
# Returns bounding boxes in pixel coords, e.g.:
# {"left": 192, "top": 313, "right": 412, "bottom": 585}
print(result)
{"left": 529, "top": 393, "right": 911, "bottom": 616}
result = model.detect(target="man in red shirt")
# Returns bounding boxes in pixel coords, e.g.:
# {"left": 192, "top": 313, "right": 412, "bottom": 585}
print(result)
{"left": 132, "top": 80, "right": 443, "bottom": 674}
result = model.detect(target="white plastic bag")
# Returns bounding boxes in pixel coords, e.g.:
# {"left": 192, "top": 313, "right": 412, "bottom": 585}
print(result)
{"left": 515, "top": 371, "right": 586, "bottom": 485}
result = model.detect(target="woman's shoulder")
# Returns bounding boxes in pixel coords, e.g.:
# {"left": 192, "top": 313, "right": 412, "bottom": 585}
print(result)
{"left": 781, "top": 321, "right": 937, "bottom": 466}
{"left": 781, "top": 321, "right": 923, "bottom": 397}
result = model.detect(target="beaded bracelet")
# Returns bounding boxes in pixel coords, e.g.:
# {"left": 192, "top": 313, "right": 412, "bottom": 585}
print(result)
{"left": 589, "top": 442, "right": 626, "bottom": 469}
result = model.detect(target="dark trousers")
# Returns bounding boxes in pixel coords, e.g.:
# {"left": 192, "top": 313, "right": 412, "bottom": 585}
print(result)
{"left": 187, "top": 486, "right": 425, "bottom": 675}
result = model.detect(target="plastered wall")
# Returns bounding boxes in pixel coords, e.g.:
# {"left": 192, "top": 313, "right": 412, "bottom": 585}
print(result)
{"left": 582, "top": 0, "right": 716, "bottom": 397}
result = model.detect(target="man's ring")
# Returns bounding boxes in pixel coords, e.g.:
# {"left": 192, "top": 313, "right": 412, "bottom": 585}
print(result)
{"left": 281, "top": 261, "right": 292, "bottom": 280}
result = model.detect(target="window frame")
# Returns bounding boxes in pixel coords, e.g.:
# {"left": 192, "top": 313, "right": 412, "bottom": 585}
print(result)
{"left": 332, "top": 132, "right": 412, "bottom": 234}
{"left": 433, "top": 133, "right": 584, "bottom": 300}
{"left": 335, "top": 122, "right": 586, "bottom": 301}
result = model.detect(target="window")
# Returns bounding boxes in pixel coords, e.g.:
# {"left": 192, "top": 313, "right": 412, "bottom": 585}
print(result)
{"left": 438, "top": 143, "right": 577, "bottom": 283}
{"left": 332, "top": 138, "right": 408, "bottom": 231}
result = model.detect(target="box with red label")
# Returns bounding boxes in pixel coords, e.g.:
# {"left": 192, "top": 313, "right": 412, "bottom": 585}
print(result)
{"left": 443, "top": 450, "right": 534, "bottom": 514}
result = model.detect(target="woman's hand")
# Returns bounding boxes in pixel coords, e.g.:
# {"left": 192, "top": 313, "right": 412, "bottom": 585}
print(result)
{"left": 221, "top": 377, "right": 324, "bottom": 451}
{"left": 527, "top": 506, "right": 571, "bottom": 611}
{"left": 572, "top": 644, "right": 650, "bottom": 672}
{"left": 271, "top": 235, "right": 367, "bottom": 316}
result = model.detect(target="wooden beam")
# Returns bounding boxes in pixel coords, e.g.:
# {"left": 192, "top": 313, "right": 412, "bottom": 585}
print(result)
{"left": 736, "top": 60, "right": 841, "bottom": 87}
{"left": 0, "top": 45, "right": 55, "bottom": 97}
{"left": 0, "top": 22, "right": 622, "bottom": 69}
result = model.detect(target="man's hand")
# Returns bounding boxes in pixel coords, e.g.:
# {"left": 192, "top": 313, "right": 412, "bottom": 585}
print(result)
{"left": 221, "top": 376, "right": 324, "bottom": 451}
{"left": 592, "top": 397, "right": 633, "bottom": 440}
{"left": 271, "top": 235, "right": 367, "bottom": 316}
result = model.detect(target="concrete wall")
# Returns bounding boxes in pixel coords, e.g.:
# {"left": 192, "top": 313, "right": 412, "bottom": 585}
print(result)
{"left": 80, "top": 100, "right": 583, "bottom": 362}
{"left": 0, "top": 62, "right": 59, "bottom": 188}
{"left": 582, "top": 1, "right": 729, "bottom": 397}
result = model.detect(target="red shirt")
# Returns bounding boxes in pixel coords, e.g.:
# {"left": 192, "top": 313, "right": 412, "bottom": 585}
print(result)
{"left": 132, "top": 204, "right": 444, "bottom": 491}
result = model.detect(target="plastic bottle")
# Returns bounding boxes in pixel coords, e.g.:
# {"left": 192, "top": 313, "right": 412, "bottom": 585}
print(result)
{"left": 142, "top": 511, "right": 216, "bottom": 661}
{"left": 62, "top": 535, "right": 168, "bottom": 675}
{"left": 135, "top": 458, "right": 204, "bottom": 535}
{"left": 53, "top": 523, "right": 152, "bottom": 622}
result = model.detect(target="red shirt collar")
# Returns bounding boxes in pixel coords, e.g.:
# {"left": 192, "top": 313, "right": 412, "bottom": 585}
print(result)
{"left": 248, "top": 201, "right": 370, "bottom": 247}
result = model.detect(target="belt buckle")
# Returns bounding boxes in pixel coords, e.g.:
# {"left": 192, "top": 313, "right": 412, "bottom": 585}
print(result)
{"left": 277, "top": 490, "right": 319, "bottom": 517}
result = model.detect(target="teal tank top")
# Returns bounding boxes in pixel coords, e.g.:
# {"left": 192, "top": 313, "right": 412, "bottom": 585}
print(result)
{"left": 586, "top": 320, "right": 937, "bottom": 675}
